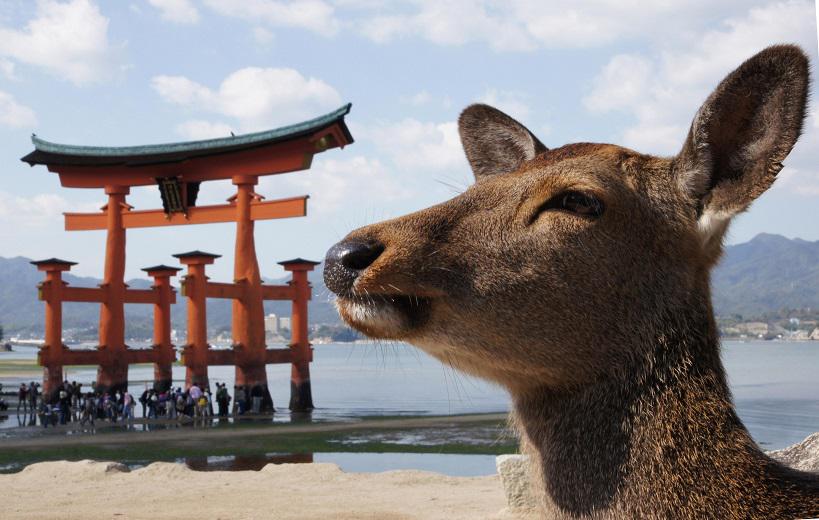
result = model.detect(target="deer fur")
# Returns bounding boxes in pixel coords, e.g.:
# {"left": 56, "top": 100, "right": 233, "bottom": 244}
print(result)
{"left": 324, "top": 45, "right": 818, "bottom": 519}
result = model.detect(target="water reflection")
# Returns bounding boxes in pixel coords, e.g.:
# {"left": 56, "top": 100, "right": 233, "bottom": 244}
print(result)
{"left": 183, "top": 453, "right": 314, "bottom": 471}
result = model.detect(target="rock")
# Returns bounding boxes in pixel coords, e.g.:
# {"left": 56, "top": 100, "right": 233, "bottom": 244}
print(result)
{"left": 768, "top": 432, "right": 819, "bottom": 472}
{"left": 495, "top": 454, "right": 537, "bottom": 510}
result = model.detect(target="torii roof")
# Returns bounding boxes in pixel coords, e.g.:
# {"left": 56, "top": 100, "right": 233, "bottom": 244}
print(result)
{"left": 21, "top": 104, "right": 353, "bottom": 168}
{"left": 172, "top": 251, "right": 222, "bottom": 259}
{"left": 30, "top": 258, "right": 77, "bottom": 266}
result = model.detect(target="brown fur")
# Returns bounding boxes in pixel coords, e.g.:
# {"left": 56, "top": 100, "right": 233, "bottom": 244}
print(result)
{"left": 324, "top": 45, "right": 817, "bottom": 518}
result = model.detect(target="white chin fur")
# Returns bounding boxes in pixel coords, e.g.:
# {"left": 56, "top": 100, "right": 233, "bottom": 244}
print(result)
{"left": 339, "top": 299, "right": 406, "bottom": 332}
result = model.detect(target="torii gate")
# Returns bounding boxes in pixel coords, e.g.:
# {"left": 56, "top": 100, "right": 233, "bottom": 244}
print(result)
{"left": 23, "top": 104, "right": 353, "bottom": 410}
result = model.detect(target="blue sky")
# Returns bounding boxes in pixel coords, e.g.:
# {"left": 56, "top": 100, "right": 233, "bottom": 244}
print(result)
{"left": 0, "top": 0, "right": 817, "bottom": 281}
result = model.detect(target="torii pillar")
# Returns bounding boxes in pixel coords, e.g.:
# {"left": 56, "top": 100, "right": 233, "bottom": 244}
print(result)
{"left": 280, "top": 258, "right": 320, "bottom": 412}
{"left": 31, "top": 258, "right": 77, "bottom": 402}
{"left": 231, "top": 175, "right": 273, "bottom": 410}
{"left": 96, "top": 185, "right": 130, "bottom": 395}
{"left": 142, "top": 265, "right": 181, "bottom": 393}
{"left": 175, "top": 251, "right": 220, "bottom": 389}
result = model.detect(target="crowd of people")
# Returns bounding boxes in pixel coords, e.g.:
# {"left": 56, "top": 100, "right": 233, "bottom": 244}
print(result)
{"left": 12, "top": 380, "right": 267, "bottom": 428}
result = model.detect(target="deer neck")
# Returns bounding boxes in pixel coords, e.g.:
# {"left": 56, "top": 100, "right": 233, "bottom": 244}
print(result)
{"left": 510, "top": 306, "right": 817, "bottom": 518}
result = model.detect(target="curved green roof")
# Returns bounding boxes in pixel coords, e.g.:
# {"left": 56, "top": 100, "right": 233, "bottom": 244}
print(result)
{"left": 22, "top": 103, "right": 352, "bottom": 167}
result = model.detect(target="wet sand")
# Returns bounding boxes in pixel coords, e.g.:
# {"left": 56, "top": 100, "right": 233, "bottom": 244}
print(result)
{"left": 0, "top": 412, "right": 509, "bottom": 449}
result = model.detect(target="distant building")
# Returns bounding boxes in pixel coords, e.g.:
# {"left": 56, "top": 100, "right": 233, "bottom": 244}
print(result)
{"left": 279, "top": 317, "right": 291, "bottom": 331}
{"left": 791, "top": 329, "right": 810, "bottom": 341}
{"left": 264, "top": 314, "right": 279, "bottom": 334}
{"left": 738, "top": 322, "right": 768, "bottom": 337}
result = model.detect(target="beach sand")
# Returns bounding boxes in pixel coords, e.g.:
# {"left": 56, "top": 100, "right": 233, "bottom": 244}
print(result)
{"left": 0, "top": 459, "right": 526, "bottom": 519}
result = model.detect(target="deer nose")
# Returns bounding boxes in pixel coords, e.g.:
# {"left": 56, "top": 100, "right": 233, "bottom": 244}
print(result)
{"left": 323, "top": 239, "right": 385, "bottom": 295}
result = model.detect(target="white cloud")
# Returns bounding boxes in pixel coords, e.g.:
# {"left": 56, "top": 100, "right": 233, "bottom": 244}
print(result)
{"left": 0, "top": 90, "right": 37, "bottom": 127}
{"left": 148, "top": 0, "right": 200, "bottom": 24}
{"left": 0, "top": 192, "right": 88, "bottom": 227}
{"left": 265, "top": 156, "right": 411, "bottom": 215}
{"left": 0, "top": 58, "right": 17, "bottom": 80}
{"left": 478, "top": 88, "right": 531, "bottom": 121}
{"left": 399, "top": 90, "right": 452, "bottom": 110}
{"left": 353, "top": 0, "right": 753, "bottom": 52}
{"left": 357, "top": 3, "right": 534, "bottom": 51}
{"left": 203, "top": 0, "right": 339, "bottom": 37}
{"left": 152, "top": 75, "right": 213, "bottom": 106}
{"left": 361, "top": 119, "right": 466, "bottom": 172}
{"left": 252, "top": 26, "right": 274, "bottom": 45}
{"left": 583, "top": 0, "right": 818, "bottom": 155}
{"left": 402, "top": 90, "right": 432, "bottom": 107}
{"left": 583, "top": 55, "right": 653, "bottom": 114}
{"left": 776, "top": 168, "right": 819, "bottom": 197}
{"left": 0, "top": 0, "right": 119, "bottom": 85}
{"left": 152, "top": 67, "right": 342, "bottom": 131}
{"left": 175, "top": 119, "right": 234, "bottom": 140}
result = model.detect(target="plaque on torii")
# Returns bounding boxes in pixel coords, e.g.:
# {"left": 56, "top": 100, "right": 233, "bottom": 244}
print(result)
{"left": 23, "top": 104, "right": 353, "bottom": 411}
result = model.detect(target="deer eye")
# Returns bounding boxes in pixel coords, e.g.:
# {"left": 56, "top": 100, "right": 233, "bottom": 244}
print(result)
{"left": 559, "top": 191, "right": 604, "bottom": 216}
{"left": 530, "top": 190, "right": 604, "bottom": 223}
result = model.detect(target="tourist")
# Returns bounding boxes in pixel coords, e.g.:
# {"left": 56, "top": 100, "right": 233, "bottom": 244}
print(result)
{"left": 233, "top": 385, "right": 245, "bottom": 415}
{"left": 251, "top": 385, "right": 263, "bottom": 414}
{"left": 70, "top": 381, "right": 81, "bottom": 422}
{"left": 103, "top": 393, "right": 115, "bottom": 422}
{"left": 165, "top": 391, "right": 176, "bottom": 419}
{"left": 189, "top": 383, "right": 202, "bottom": 402}
{"left": 36, "top": 400, "right": 50, "bottom": 428}
{"left": 17, "top": 383, "right": 28, "bottom": 413}
{"left": 157, "top": 391, "right": 167, "bottom": 418}
{"left": 196, "top": 392, "right": 208, "bottom": 418}
{"left": 206, "top": 388, "right": 214, "bottom": 416}
{"left": 175, "top": 391, "right": 186, "bottom": 419}
{"left": 147, "top": 390, "right": 158, "bottom": 419}
{"left": 216, "top": 384, "right": 231, "bottom": 417}
{"left": 114, "top": 390, "right": 122, "bottom": 417}
{"left": 80, "top": 393, "right": 95, "bottom": 427}
{"left": 139, "top": 386, "right": 149, "bottom": 418}
{"left": 58, "top": 386, "right": 70, "bottom": 425}
{"left": 28, "top": 381, "right": 38, "bottom": 411}
{"left": 122, "top": 390, "right": 134, "bottom": 424}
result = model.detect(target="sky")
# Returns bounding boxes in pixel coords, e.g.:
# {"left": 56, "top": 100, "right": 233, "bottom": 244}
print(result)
{"left": 0, "top": 0, "right": 817, "bottom": 281}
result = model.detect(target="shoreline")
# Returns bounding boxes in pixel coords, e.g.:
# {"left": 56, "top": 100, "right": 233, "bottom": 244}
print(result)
{"left": 0, "top": 412, "right": 509, "bottom": 450}
{"left": 0, "top": 412, "right": 516, "bottom": 472}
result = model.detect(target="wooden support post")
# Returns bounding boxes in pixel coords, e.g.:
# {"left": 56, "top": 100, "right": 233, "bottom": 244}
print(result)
{"left": 31, "top": 259, "right": 76, "bottom": 403}
{"left": 175, "top": 251, "right": 219, "bottom": 389}
{"left": 143, "top": 265, "right": 181, "bottom": 393}
{"left": 96, "top": 185, "right": 130, "bottom": 395}
{"left": 280, "top": 258, "right": 320, "bottom": 412}
{"left": 231, "top": 175, "right": 273, "bottom": 411}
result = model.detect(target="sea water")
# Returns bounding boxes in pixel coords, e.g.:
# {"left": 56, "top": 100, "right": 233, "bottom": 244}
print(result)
{"left": 2, "top": 340, "right": 817, "bottom": 449}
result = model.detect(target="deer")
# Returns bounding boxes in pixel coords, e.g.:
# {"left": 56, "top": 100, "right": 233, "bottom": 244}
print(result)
{"left": 323, "top": 45, "right": 818, "bottom": 519}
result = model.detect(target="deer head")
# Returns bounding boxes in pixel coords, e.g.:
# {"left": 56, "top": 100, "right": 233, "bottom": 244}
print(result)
{"left": 324, "top": 45, "right": 809, "bottom": 395}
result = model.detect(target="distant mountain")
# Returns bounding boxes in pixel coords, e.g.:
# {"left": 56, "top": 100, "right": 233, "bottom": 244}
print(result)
{"left": 0, "top": 256, "right": 339, "bottom": 337}
{"left": 712, "top": 233, "right": 819, "bottom": 317}
{"left": 1, "top": 233, "right": 817, "bottom": 336}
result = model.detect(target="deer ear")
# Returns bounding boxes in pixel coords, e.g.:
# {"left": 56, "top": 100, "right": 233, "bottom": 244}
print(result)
{"left": 459, "top": 104, "right": 547, "bottom": 180}
{"left": 674, "top": 45, "right": 809, "bottom": 261}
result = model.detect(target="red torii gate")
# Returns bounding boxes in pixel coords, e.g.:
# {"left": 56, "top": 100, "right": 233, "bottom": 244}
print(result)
{"left": 23, "top": 105, "right": 353, "bottom": 410}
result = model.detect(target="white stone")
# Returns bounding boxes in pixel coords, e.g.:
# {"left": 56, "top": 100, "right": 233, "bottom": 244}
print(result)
{"left": 768, "top": 432, "right": 819, "bottom": 472}
{"left": 495, "top": 454, "right": 537, "bottom": 510}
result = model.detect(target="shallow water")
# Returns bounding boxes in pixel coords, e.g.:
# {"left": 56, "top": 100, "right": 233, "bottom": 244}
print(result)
{"left": 166, "top": 452, "right": 498, "bottom": 476}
